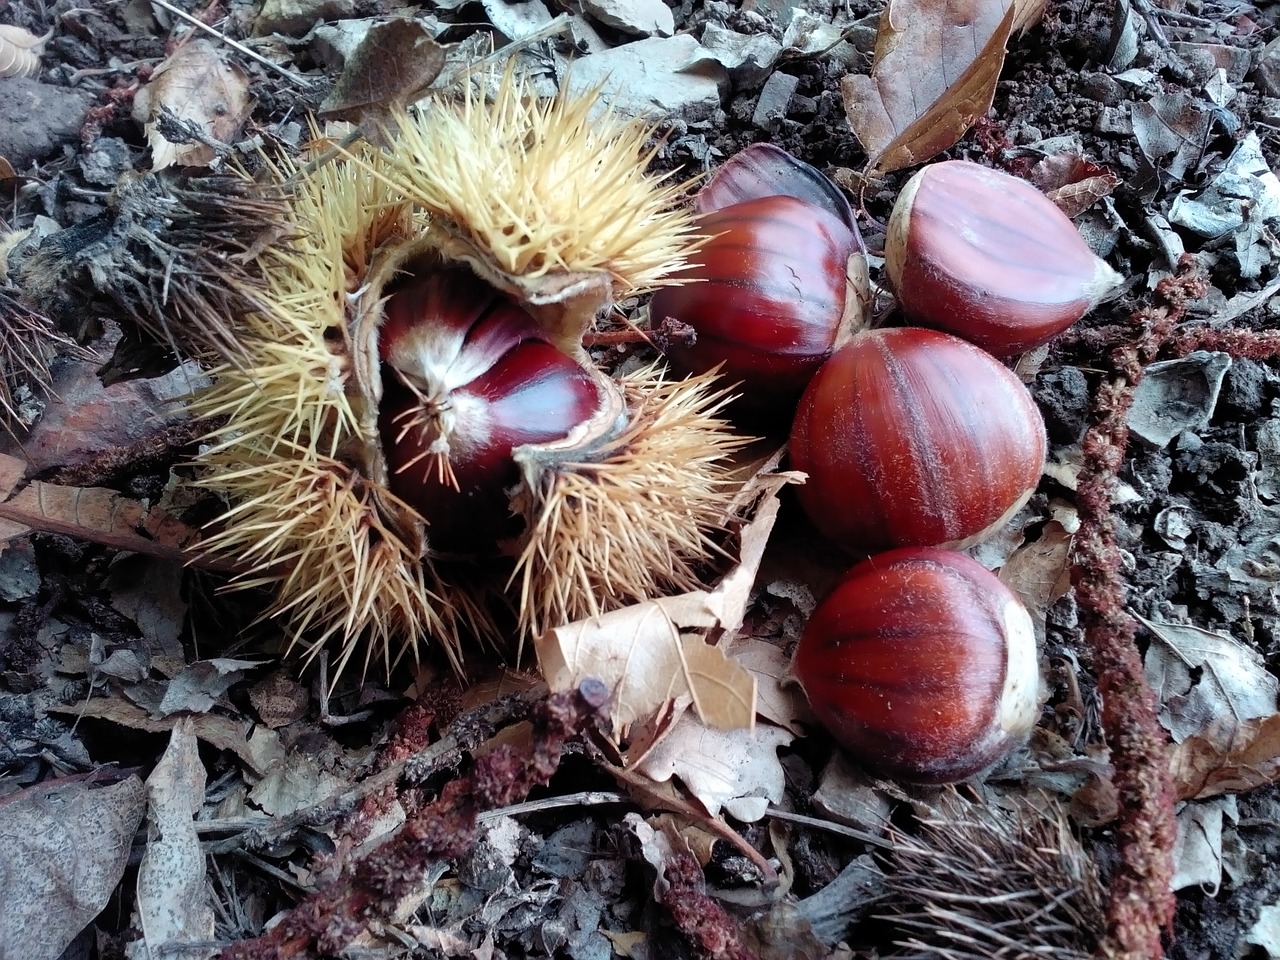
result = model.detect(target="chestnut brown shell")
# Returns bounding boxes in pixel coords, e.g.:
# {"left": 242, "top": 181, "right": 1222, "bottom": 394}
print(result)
{"left": 794, "top": 547, "right": 1040, "bottom": 783}
{"left": 650, "top": 195, "right": 856, "bottom": 418}
{"left": 789, "top": 327, "right": 1047, "bottom": 553}
{"left": 379, "top": 269, "right": 604, "bottom": 552}
{"left": 885, "top": 160, "right": 1121, "bottom": 356}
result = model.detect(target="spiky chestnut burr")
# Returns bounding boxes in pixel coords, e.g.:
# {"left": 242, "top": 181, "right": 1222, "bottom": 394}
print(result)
{"left": 510, "top": 365, "right": 744, "bottom": 638}
{"left": 189, "top": 73, "right": 742, "bottom": 676}
{"left": 880, "top": 795, "right": 1104, "bottom": 959}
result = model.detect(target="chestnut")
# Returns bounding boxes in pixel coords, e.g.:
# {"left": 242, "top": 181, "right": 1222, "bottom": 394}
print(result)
{"left": 885, "top": 160, "right": 1122, "bottom": 356}
{"left": 649, "top": 194, "right": 858, "bottom": 420}
{"left": 794, "top": 547, "right": 1041, "bottom": 784}
{"left": 694, "top": 142, "right": 859, "bottom": 234}
{"left": 789, "top": 327, "right": 1046, "bottom": 553}
{"left": 378, "top": 267, "right": 604, "bottom": 553}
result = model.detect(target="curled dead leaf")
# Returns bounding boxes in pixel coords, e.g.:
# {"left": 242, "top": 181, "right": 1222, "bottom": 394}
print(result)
{"left": 1171, "top": 714, "right": 1280, "bottom": 801}
{"left": 1029, "top": 153, "right": 1120, "bottom": 217}
{"left": 535, "top": 488, "right": 790, "bottom": 734}
{"left": 842, "top": 0, "right": 1042, "bottom": 174}
{"left": 998, "top": 519, "right": 1073, "bottom": 643}
{"left": 0, "top": 25, "right": 49, "bottom": 79}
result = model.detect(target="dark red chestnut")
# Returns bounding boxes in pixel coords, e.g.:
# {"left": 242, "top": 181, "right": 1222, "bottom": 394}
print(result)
{"left": 694, "top": 142, "right": 859, "bottom": 234}
{"left": 378, "top": 268, "right": 604, "bottom": 553}
{"left": 886, "top": 160, "right": 1122, "bottom": 356}
{"left": 649, "top": 195, "right": 857, "bottom": 418}
{"left": 789, "top": 327, "right": 1046, "bottom": 553}
{"left": 794, "top": 547, "right": 1041, "bottom": 783}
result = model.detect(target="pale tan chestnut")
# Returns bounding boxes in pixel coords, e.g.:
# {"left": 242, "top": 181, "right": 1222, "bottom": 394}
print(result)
{"left": 885, "top": 160, "right": 1122, "bottom": 356}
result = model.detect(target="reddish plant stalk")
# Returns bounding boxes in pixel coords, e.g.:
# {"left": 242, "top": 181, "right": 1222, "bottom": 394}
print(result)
{"left": 1073, "top": 258, "right": 1206, "bottom": 959}
{"left": 659, "top": 849, "right": 761, "bottom": 960}
{"left": 219, "top": 683, "right": 607, "bottom": 960}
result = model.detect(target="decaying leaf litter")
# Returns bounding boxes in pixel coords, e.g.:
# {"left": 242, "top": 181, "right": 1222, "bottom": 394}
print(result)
{"left": 1, "top": 0, "right": 1280, "bottom": 958}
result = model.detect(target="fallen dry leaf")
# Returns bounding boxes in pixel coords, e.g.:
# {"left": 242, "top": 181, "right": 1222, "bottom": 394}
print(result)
{"left": 133, "top": 38, "right": 251, "bottom": 170}
{"left": 129, "top": 720, "right": 215, "bottom": 960}
{"left": 248, "top": 752, "right": 345, "bottom": 818}
{"left": 1029, "top": 153, "right": 1121, "bottom": 218}
{"left": 0, "top": 452, "right": 232, "bottom": 570}
{"left": 1130, "top": 90, "right": 1214, "bottom": 182}
{"left": 731, "top": 637, "right": 813, "bottom": 736}
{"left": 536, "top": 485, "right": 790, "bottom": 734}
{"left": 647, "top": 813, "right": 721, "bottom": 866}
{"left": 538, "top": 612, "right": 757, "bottom": 734}
{"left": 1140, "top": 613, "right": 1279, "bottom": 744}
{"left": 601, "top": 929, "right": 649, "bottom": 957}
{"left": 998, "top": 519, "right": 1073, "bottom": 642}
{"left": 1171, "top": 714, "right": 1280, "bottom": 801}
{"left": 0, "top": 774, "right": 146, "bottom": 960}
{"left": 318, "top": 18, "right": 446, "bottom": 148}
{"left": 248, "top": 670, "right": 310, "bottom": 728}
{"left": 0, "top": 451, "right": 27, "bottom": 541}
{"left": 48, "top": 697, "right": 286, "bottom": 777}
{"left": 1171, "top": 797, "right": 1230, "bottom": 894}
{"left": 0, "top": 475, "right": 205, "bottom": 565}
{"left": 842, "top": 0, "right": 1039, "bottom": 174}
{"left": 0, "top": 24, "right": 47, "bottom": 79}
{"left": 151, "top": 658, "right": 264, "bottom": 716}
{"left": 635, "top": 713, "right": 793, "bottom": 821}
{"left": 1071, "top": 713, "right": 1280, "bottom": 825}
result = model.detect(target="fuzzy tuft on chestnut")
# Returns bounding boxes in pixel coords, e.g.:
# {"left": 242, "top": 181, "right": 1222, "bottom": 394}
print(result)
{"left": 794, "top": 547, "right": 1042, "bottom": 784}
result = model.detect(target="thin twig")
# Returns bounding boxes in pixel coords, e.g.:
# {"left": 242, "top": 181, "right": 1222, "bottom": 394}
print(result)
{"left": 149, "top": 0, "right": 312, "bottom": 87}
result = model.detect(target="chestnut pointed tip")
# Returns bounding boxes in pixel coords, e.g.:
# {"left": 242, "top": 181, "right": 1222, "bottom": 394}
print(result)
{"left": 998, "top": 596, "right": 1042, "bottom": 740}
{"left": 1085, "top": 255, "right": 1124, "bottom": 309}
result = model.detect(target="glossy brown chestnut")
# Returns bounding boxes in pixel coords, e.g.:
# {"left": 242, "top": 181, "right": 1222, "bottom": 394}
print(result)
{"left": 379, "top": 268, "right": 603, "bottom": 553}
{"left": 885, "top": 160, "right": 1122, "bottom": 356}
{"left": 789, "top": 327, "right": 1046, "bottom": 553}
{"left": 794, "top": 547, "right": 1041, "bottom": 783}
{"left": 694, "top": 142, "right": 859, "bottom": 234}
{"left": 649, "top": 195, "right": 857, "bottom": 419}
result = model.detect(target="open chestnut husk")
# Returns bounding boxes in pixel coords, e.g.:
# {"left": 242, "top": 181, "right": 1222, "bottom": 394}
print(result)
{"left": 794, "top": 547, "right": 1042, "bottom": 784}
{"left": 187, "top": 73, "right": 747, "bottom": 675}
